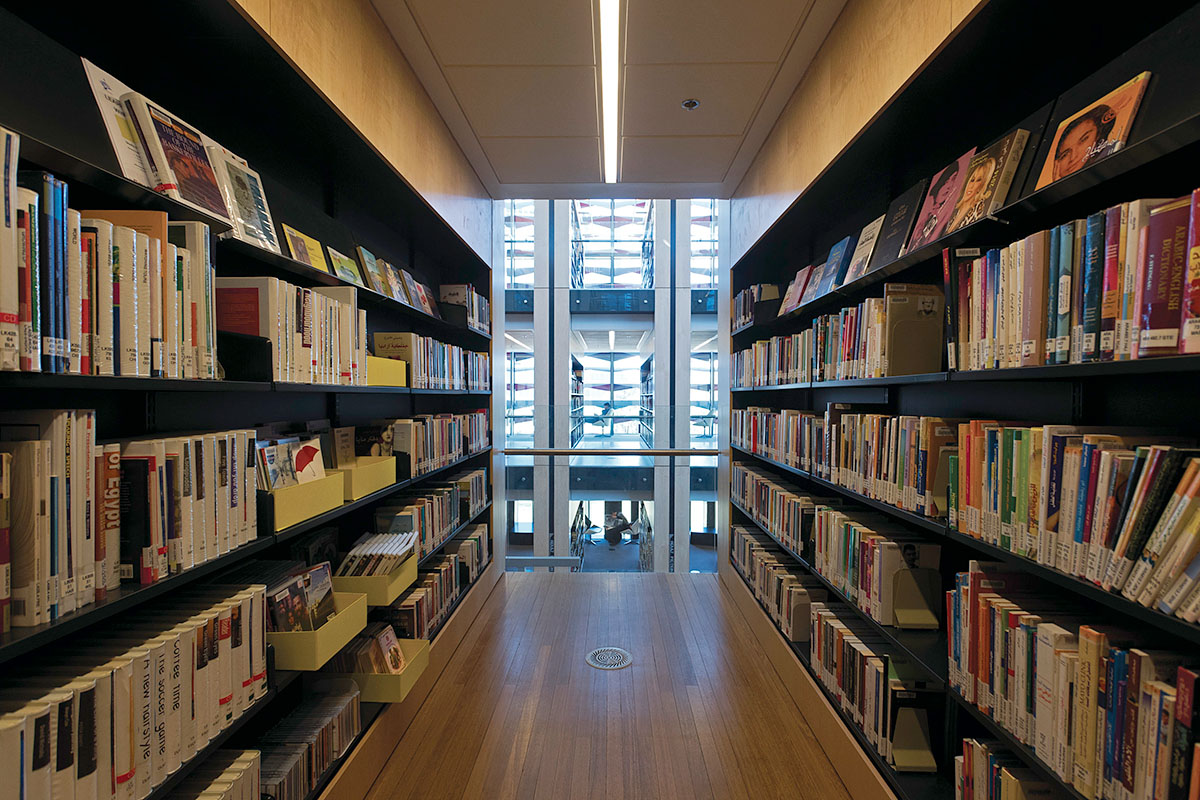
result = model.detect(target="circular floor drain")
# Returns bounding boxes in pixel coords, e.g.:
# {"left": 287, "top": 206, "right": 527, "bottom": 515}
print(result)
{"left": 586, "top": 647, "right": 632, "bottom": 670}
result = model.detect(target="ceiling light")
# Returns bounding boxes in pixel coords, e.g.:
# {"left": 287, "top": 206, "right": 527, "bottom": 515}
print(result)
{"left": 681, "top": 98, "right": 700, "bottom": 111}
{"left": 691, "top": 334, "right": 717, "bottom": 352}
{"left": 609, "top": 330, "right": 616, "bottom": 351}
{"left": 504, "top": 332, "right": 530, "bottom": 352}
{"left": 600, "top": 0, "right": 619, "bottom": 183}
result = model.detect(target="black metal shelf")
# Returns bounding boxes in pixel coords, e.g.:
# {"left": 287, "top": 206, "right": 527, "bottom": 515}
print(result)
{"left": 219, "top": 239, "right": 492, "bottom": 341}
{"left": 949, "top": 354, "right": 1200, "bottom": 381}
{"left": 425, "top": 558, "right": 494, "bottom": 644}
{"left": 730, "top": 499, "right": 947, "bottom": 684}
{"left": 0, "top": 372, "right": 269, "bottom": 392}
{"left": 144, "top": 666, "right": 300, "bottom": 800}
{"left": 409, "top": 387, "right": 492, "bottom": 395}
{"left": 417, "top": 501, "right": 493, "bottom": 568}
{"left": 949, "top": 692, "right": 1090, "bottom": 800}
{"left": 729, "top": 561, "right": 952, "bottom": 800}
{"left": 0, "top": 534, "right": 275, "bottom": 665}
{"left": 731, "top": 382, "right": 807, "bottom": 392}
{"left": 272, "top": 447, "right": 492, "bottom": 546}
{"left": 298, "top": 700, "right": 386, "bottom": 800}
{"left": 812, "top": 372, "right": 948, "bottom": 388}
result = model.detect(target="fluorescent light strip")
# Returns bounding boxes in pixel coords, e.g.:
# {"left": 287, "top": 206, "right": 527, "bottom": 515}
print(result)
{"left": 599, "top": 0, "right": 619, "bottom": 183}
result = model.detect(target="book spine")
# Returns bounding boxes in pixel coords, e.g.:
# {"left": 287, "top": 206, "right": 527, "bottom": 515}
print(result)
{"left": 0, "top": 130, "right": 18, "bottom": 371}
{"left": 1139, "top": 198, "right": 1190, "bottom": 357}
{"left": 35, "top": 174, "right": 56, "bottom": 372}
{"left": 1168, "top": 668, "right": 1198, "bottom": 800}
{"left": 16, "top": 188, "right": 39, "bottom": 372}
{"left": 1056, "top": 222, "right": 1074, "bottom": 364}
{"left": 1101, "top": 205, "right": 1124, "bottom": 360}
{"left": 1180, "top": 189, "right": 1200, "bottom": 354}
{"left": 66, "top": 208, "right": 82, "bottom": 374}
{"left": 54, "top": 177, "right": 67, "bottom": 373}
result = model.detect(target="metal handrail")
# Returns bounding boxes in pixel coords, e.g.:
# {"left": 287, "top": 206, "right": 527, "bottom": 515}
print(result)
{"left": 497, "top": 448, "right": 719, "bottom": 456}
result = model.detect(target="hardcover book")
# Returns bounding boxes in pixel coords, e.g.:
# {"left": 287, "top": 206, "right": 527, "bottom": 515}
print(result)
{"left": 944, "top": 130, "right": 1029, "bottom": 233}
{"left": 799, "top": 262, "right": 828, "bottom": 305}
{"left": 1180, "top": 189, "right": 1200, "bottom": 354}
{"left": 207, "top": 147, "right": 280, "bottom": 254}
{"left": 868, "top": 180, "right": 927, "bottom": 272}
{"left": 843, "top": 214, "right": 886, "bottom": 285}
{"left": 907, "top": 149, "right": 976, "bottom": 253}
{"left": 1035, "top": 72, "right": 1152, "bottom": 190}
{"left": 385, "top": 262, "right": 412, "bottom": 305}
{"left": 816, "top": 234, "right": 858, "bottom": 295}
{"left": 1138, "top": 197, "right": 1190, "bottom": 357}
{"left": 122, "top": 93, "right": 229, "bottom": 221}
{"left": 281, "top": 224, "right": 328, "bottom": 273}
{"left": 326, "top": 247, "right": 364, "bottom": 287}
{"left": 355, "top": 246, "right": 389, "bottom": 296}
{"left": 778, "top": 266, "right": 812, "bottom": 315}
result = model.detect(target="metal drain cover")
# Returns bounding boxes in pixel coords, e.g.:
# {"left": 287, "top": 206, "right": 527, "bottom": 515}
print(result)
{"left": 586, "top": 647, "right": 632, "bottom": 670}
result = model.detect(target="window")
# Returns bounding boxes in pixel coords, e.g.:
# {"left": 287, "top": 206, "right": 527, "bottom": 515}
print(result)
{"left": 570, "top": 199, "right": 654, "bottom": 288}
{"left": 690, "top": 199, "right": 719, "bottom": 288}
{"left": 504, "top": 199, "right": 536, "bottom": 288}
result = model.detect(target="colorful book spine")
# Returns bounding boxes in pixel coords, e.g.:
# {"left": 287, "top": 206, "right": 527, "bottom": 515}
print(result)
{"left": 1139, "top": 198, "right": 1190, "bottom": 358}
{"left": 1100, "top": 205, "right": 1124, "bottom": 360}
{"left": 1180, "top": 189, "right": 1200, "bottom": 354}
{"left": 1055, "top": 222, "right": 1074, "bottom": 364}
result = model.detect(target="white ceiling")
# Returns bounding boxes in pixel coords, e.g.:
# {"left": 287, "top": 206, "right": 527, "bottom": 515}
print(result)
{"left": 371, "top": 0, "right": 847, "bottom": 198}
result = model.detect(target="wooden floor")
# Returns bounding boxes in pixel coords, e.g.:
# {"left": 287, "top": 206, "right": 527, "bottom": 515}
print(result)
{"left": 365, "top": 572, "right": 850, "bottom": 800}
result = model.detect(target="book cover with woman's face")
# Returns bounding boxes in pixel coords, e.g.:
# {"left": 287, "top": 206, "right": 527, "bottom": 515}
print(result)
{"left": 908, "top": 149, "right": 975, "bottom": 252}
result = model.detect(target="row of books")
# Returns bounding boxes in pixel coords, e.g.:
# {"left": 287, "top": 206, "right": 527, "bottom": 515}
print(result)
{"left": 165, "top": 749, "right": 259, "bottom": 800}
{"left": 954, "top": 740, "right": 1056, "bottom": 800}
{"left": 347, "top": 410, "right": 490, "bottom": 479}
{"left": 439, "top": 283, "right": 491, "bottom": 335}
{"left": 325, "top": 621, "right": 410, "bottom": 675}
{"left": 334, "top": 531, "right": 416, "bottom": 578}
{"left": 214, "top": 276, "right": 367, "bottom": 385}
{"left": 257, "top": 680, "right": 361, "bottom": 800}
{"left": 731, "top": 525, "right": 827, "bottom": 642}
{"left": 773, "top": 72, "right": 1153, "bottom": 319}
{"left": 732, "top": 283, "right": 781, "bottom": 329}
{"left": 946, "top": 190, "right": 1200, "bottom": 371}
{"left": 734, "top": 282, "right": 945, "bottom": 386}
{"left": 951, "top": 425, "right": 1200, "bottom": 620}
{"left": 374, "top": 468, "right": 488, "bottom": 562}
{"left": 219, "top": 560, "right": 336, "bottom": 634}
{"left": 945, "top": 560, "right": 1199, "bottom": 800}
{"left": 0, "top": 143, "right": 219, "bottom": 377}
{"left": 732, "top": 462, "right": 942, "bottom": 629}
{"left": 82, "top": 62, "right": 461, "bottom": 325}
{"left": 373, "top": 331, "right": 490, "bottom": 392}
{"left": 732, "top": 405, "right": 959, "bottom": 518}
{"left": 0, "top": 411, "right": 258, "bottom": 630}
{"left": 377, "top": 526, "right": 490, "bottom": 641}
{"left": 0, "top": 583, "right": 268, "bottom": 800}
{"left": 167, "top": 750, "right": 259, "bottom": 800}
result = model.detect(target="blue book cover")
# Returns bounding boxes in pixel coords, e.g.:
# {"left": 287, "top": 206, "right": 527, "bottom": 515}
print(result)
{"left": 54, "top": 177, "right": 67, "bottom": 373}
{"left": 1055, "top": 222, "right": 1075, "bottom": 364}
{"left": 1081, "top": 210, "right": 1106, "bottom": 362}
{"left": 1073, "top": 441, "right": 1094, "bottom": 565}
{"left": 1045, "top": 224, "right": 1061, "bottom": 363}
{"left": 817, "top": 234, "right": 857, "bottom": 295}
{"left": 18, "top": 171, "right": 56, "bottom": 372}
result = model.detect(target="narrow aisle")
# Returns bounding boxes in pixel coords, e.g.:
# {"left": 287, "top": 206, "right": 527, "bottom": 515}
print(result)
{"left": 366, "top": 572, "right": 851, "bottom": 800}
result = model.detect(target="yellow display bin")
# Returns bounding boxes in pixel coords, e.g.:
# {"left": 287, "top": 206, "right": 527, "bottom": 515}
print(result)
{"left": 342, "top": 638, "right": 430, "bottom": 703}
{"left": 267, "top": 591, "right": 367, "bottom": 671}
{"left": 265, "top": 472, "right": 345, "bottom": 531}
{"left": 330, "top": 555, "right": 418, "bottom": 607}
{"left": 332, "top": 455, "right": 396, "bottom": 501}
{"left": 366, "top": 355, "right": 407, "bottom": 387}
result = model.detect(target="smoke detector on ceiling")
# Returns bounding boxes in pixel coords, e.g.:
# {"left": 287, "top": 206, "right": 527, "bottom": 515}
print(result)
{"left": 681, "top": 98, "right": 700, "bottom": 111}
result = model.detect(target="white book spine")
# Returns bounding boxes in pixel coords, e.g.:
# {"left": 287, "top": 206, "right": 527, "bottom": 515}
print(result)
{"left": 79, "top": 410, "right": 96, "bottom": 607}
{"left": 81, "top": 220, "right": 115, "bottom": 376}
{"left": 112, "top": 226, "right": 138, "bottom": 376}
{"left": 66, "top": 209, "right": 83, "bottom": 374}
{"left": 177, "top": 247, "right": 193, "bottom": 379}
{"left": 146, "top": 237, "right": 162, "bottom": 377}
{"left": 162, "top": 244, "right": 179, "bottom": 378}
{"left": 134, "top": 232, "right": 150, "bottom": 377}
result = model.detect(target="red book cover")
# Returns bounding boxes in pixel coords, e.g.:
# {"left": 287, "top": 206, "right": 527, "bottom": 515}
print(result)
{"left": 1139, "top": 197, "right": 1190, "bottom": 357}
{"left": 214, "top": 286, "right": 265, "bottom": 337}
{"left": 1170, "top": 667, "right": 1199, "bottom": 800}
{"left": 17, "top": 207, "right": 33, "bottom": 372}
{"left": 1180, "top": 188, "right": 1200, "bottom": 354}
{"left": 1080, "top": 444, "right": 1103, "bottom": 553}
{"left": 1101, "top": 205, "right": 1124, "bottom": 360}
{"left": 80, "top": 235, "right": 93, "bottom": 376}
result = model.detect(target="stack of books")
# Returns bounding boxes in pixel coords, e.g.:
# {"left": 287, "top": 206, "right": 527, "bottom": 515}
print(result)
{"left": 326, "top": 621, "right": 408, "bottom": 675}
{"left": 732, "top": 283, "right": 780, "bottom": 329}
{"left": 257, "top": 680, "right": 362, "bottom": 800}
{"left": 372, "top": 331, "right": 490, "bottom": 391}
{"left": 439, "top": 283, "right": 490, "bottom": 334}
{"left": 374, "top": 467, "right": 488, "bottom": 561}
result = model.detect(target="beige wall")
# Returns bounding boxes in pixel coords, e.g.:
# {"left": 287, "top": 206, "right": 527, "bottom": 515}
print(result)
{"left": 730, "top": 0, "right": 983, "bottom": 263}
{"left": 231, "top": 0, "right": 493, "bottom": 264}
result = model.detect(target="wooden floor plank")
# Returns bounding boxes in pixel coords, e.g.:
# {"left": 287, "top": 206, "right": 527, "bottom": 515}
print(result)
{"left": 367, "top": 572, "right": 853, "bottom": 800}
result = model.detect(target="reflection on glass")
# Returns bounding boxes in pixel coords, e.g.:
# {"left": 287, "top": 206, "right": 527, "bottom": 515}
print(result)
{"left": 691, "top": 199, "right": 719, "bottom": 288}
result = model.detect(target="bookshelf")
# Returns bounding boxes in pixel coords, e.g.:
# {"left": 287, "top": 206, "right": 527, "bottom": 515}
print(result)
{"left": 570, "top": 355, "right": 584, "bottom": 447}
{"left": 0, "top": 4, "right": 495, "bottom": 800}
{"left": 727, "top": 6, "right": 1200, "bottom": 800}
{"left": 638, "top": 354, "right": 654, "bottom": 447}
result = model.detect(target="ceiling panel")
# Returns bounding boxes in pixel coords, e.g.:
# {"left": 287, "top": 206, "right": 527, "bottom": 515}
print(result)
{"left": 446, "top": 66, "right": 599, "bottom": 138}
{"left": 624, "top": 0, "right": 815, "bottom": 64}
{"left": 620, "top": 136, "right": 740, "bottom": 183}
{"left": 621, "top": 63, "right": 776, "bottom": 137}
{"left": 481, "top": 137, "right": 602, "bottom": 183}
{"left": 403, "top": 0, "right": 595, "bottom": 65}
